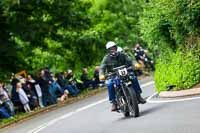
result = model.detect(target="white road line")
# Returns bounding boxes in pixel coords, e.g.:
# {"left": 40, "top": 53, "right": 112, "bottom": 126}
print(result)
{"left": 141, "top": 81, "right": 154, "bottom": 88}
{"left": 28, "top": 81, "right": 154, "bottom": 133}
{"left": 28, "top": 99, "right": 107, "bottom": 133}
{"left": 147, "top": 92, "right": 200, "bottom": 103}
{"left": 146, "top": 92, "right": 158, "bottom": 102}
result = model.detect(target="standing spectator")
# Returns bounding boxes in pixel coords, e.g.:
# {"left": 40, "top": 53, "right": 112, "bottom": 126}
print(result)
{"left": 19, "top": 76, "right": 38, "bottom": 109}
{"left": 16, "top": 82, "right": 31, "bottom": 112}
{"left": 26, "top": 75, "right": 42, "bottom": 108}
{"left": 37, "top": 69, "right": 54, "bottom": 106}
{"left": 10, "top": 76, "right": 22, "bottom": 111}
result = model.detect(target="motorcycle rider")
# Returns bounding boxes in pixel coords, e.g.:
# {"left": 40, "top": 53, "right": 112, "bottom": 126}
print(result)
{"left": 133, "top": 43, "right": 155, "bottom": 71}
{"left": 99, "top": 41, "right": 146, "bottom": 111}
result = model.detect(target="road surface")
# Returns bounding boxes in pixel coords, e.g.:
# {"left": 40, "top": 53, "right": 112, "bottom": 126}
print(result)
{"left": 1, "top": 77, "right": 200, "bottom": 133}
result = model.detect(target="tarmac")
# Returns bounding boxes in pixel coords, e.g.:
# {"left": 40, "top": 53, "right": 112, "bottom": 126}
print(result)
{"left": 1, "top": 75, "right": 200, "bottom": 129}
{"left": 0, "top": 87, "right": 107, "bottom": 129}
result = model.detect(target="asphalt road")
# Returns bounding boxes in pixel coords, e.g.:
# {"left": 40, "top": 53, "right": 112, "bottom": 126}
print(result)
{"left": 1, "top": 77, "right": 200, "bottom": 133}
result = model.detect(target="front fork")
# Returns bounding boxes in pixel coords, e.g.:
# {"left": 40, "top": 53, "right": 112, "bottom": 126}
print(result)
{"left": 115, "top": 84, "right": 130, "bottom": 112}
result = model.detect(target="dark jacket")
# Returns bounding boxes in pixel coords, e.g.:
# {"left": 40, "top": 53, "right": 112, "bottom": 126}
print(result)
{"left": 99, "top": 52, "right": 133, "bottom": 75}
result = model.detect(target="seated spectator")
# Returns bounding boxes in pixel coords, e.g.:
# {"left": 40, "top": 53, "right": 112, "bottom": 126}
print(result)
{"left": 0, "top": 81, "right": 15, "bottom": 116}
{"left": 93, "top": 66, "right": 104, "bottom": 87}
{"left": 56, "top": 72, "right": 80, "bottom": 96}
{"left": 80, "top": 68, "right": 96, "bottom": 89}
{"left": 16, "top": 82, "right": 32, "bottom": 112}
{"left": 0, "top": 106, "right": 11, "bottom": 119}
{"left": 48, "top": 73, "right": 68, "bottom": 103}
{"left": 66, "top": 69, "right": 84, "bottom": 91}
{"left": 56, "top": 72, "right": 66, "bottom": 90}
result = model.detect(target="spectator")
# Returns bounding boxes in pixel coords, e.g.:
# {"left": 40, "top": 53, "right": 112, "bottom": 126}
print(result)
{"left": 66, "top": 69, "right": 83, "bottom": 91}
{"left": 133, "top": 43, "right": 155, "bottom": 71}
{"left": 81, "top": 68, "right": 96, "bottom": 89}
{"left": 10, "top": 77, "right": 22, "bottom": 111}
{"left": 93, "top": 66, "right": 104, "bottom": 87}
{"left": 48, "top": 73, "right": 66, "bottom": 103}
{"left": 56, "top": 72, "right": 79, "bottom": 96}
{"left": 16, "top": 82, "right": 31, "bottom": 112}
{"left": 0, "top": 106, "right": 11, "bottom": 119}
{"left": 55, "top": 72, "right": 70, "bottom": 101}
{"left": 37, "top": 69, "right": 54, "bottom": 106}
{"left": 26, "top": 75, "right": 43, "bottom": 108}
{"left": 60, "top": 89, "right": 69, "bottom": 102}
{"left": 0, "top": 81, "right": 15, "bottom": 116}
{"left": 19, "top": 76, "right": 38, "bottom": 109}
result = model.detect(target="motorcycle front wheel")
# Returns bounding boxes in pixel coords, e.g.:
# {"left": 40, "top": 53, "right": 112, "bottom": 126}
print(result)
{"left": 126, "top": 87, "right": 139, "bottom": 117}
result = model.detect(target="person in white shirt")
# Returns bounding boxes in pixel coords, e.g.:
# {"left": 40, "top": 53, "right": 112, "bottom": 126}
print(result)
{"left": 16, "top": 82, "right": 31, "bottom": 112}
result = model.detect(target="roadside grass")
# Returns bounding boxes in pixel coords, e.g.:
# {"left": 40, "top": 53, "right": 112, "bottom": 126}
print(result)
{"left": 0, "top": 112, "right": 31, "bottom": 126}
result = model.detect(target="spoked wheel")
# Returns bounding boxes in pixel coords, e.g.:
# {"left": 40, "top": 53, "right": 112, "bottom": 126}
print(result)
{"left": 124, "top": 111, "right": 130, "bottom": 117}
{"left": 118, "top": 96, "right": 130, "bottom": 117}
{"left": 123, "top": 104, "right": 130, "bottom": 117}
{"left": 126, "top": 87, "right": 139, "bottom": 117}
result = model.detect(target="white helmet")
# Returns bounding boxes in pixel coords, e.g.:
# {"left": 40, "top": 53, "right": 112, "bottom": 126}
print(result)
{"left": 117, "top": 46, "right": 123, "bottom": 52}
{"left": 106, "top": 41, "right": 116, "bottom": 49}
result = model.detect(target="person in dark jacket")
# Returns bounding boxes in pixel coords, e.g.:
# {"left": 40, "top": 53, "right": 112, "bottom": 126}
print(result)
{"left": 133, "top": 43, "right": 155, "bottom": 71}
{"left": 37, "top": 69, "right": 55, "bottom": 106}
{"left": 56, "top": 72, "right": 80, "bottom": 96}
{"left": 81, "top": 68, "right": 96, "bottom": 89}
{"left": 93, "top": 66, "right": 104, "bottom": 86}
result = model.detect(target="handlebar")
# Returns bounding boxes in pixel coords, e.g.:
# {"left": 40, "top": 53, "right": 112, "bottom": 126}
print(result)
{"left": 105, "top": 65, "right": 134, "bottom": 79}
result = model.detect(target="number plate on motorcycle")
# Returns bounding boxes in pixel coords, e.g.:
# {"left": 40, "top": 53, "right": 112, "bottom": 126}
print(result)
{"left": 118, "top": 68, "right": 128, "bottom": 76}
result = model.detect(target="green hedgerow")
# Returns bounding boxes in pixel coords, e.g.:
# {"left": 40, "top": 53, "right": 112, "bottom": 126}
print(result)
{"left": 155, "top": 49, "right": 200, "bottom": 92}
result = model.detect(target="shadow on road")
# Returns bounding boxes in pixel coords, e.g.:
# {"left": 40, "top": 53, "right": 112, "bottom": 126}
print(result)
{"left": 115, "top": 103, "right": 167, "bottom": 122}
{"left": 140, "top": 103, "right": 167, "bottom": 117}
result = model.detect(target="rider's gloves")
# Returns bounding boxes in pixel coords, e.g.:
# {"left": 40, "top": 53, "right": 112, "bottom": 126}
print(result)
{"left": 99, "top": 75, "right": 106, "bottom": 81}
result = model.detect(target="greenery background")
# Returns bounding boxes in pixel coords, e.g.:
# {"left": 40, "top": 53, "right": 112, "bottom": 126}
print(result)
{"left": 0, "top": 0, "right": 200, "bottom": 92}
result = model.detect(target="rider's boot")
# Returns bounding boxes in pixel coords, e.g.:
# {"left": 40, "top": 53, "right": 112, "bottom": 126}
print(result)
{"left": 111, "top": 101, "right": 117, "bottom": 111}
{"left": 137, "top": 94, "right": 146, "bottom": 104}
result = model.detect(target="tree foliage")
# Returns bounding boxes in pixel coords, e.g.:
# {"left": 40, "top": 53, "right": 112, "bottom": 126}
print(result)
{"left": 139, "top": 0, "right": 200, "bottom": 91}
{"left": 1, "top": 0, "right": 200, "bottom": 91}
{"left": 0, "top": 0, "right": 142, "bottom": 74}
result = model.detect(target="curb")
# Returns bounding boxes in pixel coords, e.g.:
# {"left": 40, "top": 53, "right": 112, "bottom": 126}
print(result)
{"left": 159, "top": 88, "right": 200, "bottom": 98}
{"left": 0, "top": 87, "right": 107, "bottom": 129}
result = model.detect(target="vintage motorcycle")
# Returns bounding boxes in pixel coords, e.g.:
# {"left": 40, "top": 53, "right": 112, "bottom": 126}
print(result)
{"left": 107, "top": 65, "right": 139, "bottom": 117}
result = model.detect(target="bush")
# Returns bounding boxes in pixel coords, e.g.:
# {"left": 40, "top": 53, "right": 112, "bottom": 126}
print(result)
{"left": 155, "top": 49, "right": 200, "bottom": 92}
